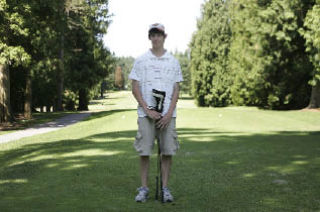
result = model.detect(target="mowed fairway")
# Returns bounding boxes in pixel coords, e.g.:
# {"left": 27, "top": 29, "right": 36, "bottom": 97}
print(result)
{"left": 0, "top": 91, "right": 320, "bottom": 211}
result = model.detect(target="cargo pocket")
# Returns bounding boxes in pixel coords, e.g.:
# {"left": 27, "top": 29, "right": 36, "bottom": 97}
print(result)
{"left": 134, "top": 131, "right": 143, "bottom": 153}
{"left": 167, "top": 130, "right": 179, "bottom": 155}
{"left": 173, "top": 131, "right": 180, "bottom": 151}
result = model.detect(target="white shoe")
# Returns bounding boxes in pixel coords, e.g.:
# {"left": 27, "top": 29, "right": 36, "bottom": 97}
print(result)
{"left": 135, "top": 187, "right": 149, "bottom": 202}
{"left": 162, "top": 187, "right": 173, "bottom": 202}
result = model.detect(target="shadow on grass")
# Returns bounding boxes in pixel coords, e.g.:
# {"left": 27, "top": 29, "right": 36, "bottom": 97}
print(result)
{"left": 0, "top": 128, "right": 319, "bottom": 211}
{"left": 179, "top": 96, "right": 194, "bottom": 100}
{"left": 85, "top": 109, "right": 136, "bottom": 121}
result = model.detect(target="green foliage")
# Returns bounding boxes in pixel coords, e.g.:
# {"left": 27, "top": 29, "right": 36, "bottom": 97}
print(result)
{"left": 0, "top": 0, "right": 31, "bottom": 65}
{"left": 229, "top": 0, "right": 313, "bottom": 109}
{"left": 190, "top": 0, "right": 232, "bottom": 107}
{"left": 190, "top": 0, "right": 316, "bottom": 109}
{"left": 173, "top": 50, "right": 191, "bottom": 94}
{"left": 301, "top": 2, "right": 320, "bottom": 86}
{"left": 3, "top": 0, "right": 116, "bottom": 112}
{"left": 116, "top": 56, "right": 135, "bottom": 90}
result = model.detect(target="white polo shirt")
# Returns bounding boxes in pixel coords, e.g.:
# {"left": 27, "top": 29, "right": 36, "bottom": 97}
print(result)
{"left": 129, "top": 50, "right": 183, "bottom": 117}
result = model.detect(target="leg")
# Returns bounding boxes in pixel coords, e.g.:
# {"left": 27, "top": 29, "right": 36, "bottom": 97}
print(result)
{"left": 158, "top": 118, "right": 177, "bottom": 202}
{"left": 135, "top": 117, "right": 156, "bottom": 188}
{"left": 161, "top": 155, "right": 172, "bottom": 188}
{"left": 135, "top": 156, "right": 150, "bottom": 202}
{"left": 134, "top": 118, "right": 155, "bottom": 202}
{"left": 140, "top": 156, "right": 150, "bottom": 188}
{"left": 159, "top": 118, "right": 177, "bottom": 188}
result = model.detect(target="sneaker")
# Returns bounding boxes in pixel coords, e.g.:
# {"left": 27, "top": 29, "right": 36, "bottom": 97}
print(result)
{"left": 162, "top": 187, "right": 173, "bottom": 203}
{"left": 135, "top": 187, "right": 149, "bottom": 202}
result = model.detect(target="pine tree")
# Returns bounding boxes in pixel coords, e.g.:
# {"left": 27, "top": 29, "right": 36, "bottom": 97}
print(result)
{"left": 190, "top": 0, "right": 232, "bottom": 106}
{"left": 173, "top": 51, "right": 191, "bottom": 94}
{"left": 229, "top": 0, "right": 313, "bottom": 109}
{"left": 0, "top": 0, "right": 31, "bottom": 122}
{"left": 114, "top": 66, "right": 124, "bottom": 90}
{"left": 301, "top": 1, "right": 320, "bottom": 108}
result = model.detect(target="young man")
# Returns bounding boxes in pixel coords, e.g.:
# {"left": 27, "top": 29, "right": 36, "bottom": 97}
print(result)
{"left": 129, "top": 23, "right": 183, "bottom": 203}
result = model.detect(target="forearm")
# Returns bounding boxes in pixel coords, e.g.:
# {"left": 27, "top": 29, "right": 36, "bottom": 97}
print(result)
{"left": 132, "top": 80, "right": 148, "bottom": 112}
{"left": 132, "top": 80, "right": 161, "bottom": 120}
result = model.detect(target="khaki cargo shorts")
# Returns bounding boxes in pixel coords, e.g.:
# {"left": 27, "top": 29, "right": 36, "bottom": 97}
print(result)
{"left": 134, "top": 117, "right": 179, "bottom": 156}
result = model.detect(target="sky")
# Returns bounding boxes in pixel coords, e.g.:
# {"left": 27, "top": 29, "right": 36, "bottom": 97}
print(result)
{"left": 103, "top": 0, "right": 205, "bottom": 58}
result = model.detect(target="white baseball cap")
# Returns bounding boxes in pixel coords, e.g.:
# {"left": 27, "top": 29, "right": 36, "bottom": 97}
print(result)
{"left": 148, "top": 23, "right": 165, "bottom": 33}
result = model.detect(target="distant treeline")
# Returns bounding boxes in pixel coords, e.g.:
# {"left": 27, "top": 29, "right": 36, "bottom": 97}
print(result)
{"left": 190, "top": 0, "right": 320, "bottom": 109}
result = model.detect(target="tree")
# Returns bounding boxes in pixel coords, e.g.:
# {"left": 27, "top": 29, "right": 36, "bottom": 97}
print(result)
{"left": 114, "top": 66, "right": 124, "bottom": 90}
{"left": 301, "top": 1, "right": 320, "bottom": 108}
{"left": 55, "top": 0, "right": 89, "bottom": 111}
{"left": 64, "top": 0, "right": 114, "bottom": 110}
{"left": 4, "top": 0, "right": 114, "bottom": 118}
{"left": 229, "top": 0, "right": 314, "bottom": 109}
{"left": 116, "top": 56, "right": 134, "bottom": 90}
{"left": 190, "top": 0, "right": 232, "bottom": 106}
{"left": 0, "top": 1, "right": 31, "bottom": 122}
{"left": 173, "top": 50, "right": 191, "bottom": 94}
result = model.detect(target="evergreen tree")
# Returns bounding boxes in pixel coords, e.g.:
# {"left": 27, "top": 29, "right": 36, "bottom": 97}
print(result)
{"left": 229, "top": 0, "right": 313, "bottom": 109}
{"left": 3, "top": 0, "right": 114, "bottom": 117}
{"left": 116, "top": 56, "right": 134, "bottom": 90}
{"left": 114, "top": 66, "right": 124, "bottom": 90}
{"left": 65, "top": 0, "right": 113, "bottom": 110}
{"left": 173, "top": 50, "right": 191, "bottom": 94}
{"left": 0, "top": 0, "right": 31, "bottom": 122}
{"left": 190, "top": 0, "right": 232, "bottom": 106}
{"left": 301, "top": 1, "right": 320, "bottom": 108}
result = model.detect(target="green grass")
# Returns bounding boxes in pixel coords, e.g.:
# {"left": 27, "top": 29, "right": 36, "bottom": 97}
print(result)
{"left": 0, "top": 91, "right": 320, "bottom": 211}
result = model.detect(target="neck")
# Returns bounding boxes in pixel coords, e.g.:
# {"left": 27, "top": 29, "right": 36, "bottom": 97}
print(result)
{"left": 151, "top": 47, "right": 165, "bottom": 57}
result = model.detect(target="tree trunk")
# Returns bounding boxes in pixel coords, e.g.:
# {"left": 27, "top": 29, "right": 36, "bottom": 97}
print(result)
{"left": 55, "top": 46, "right": 64, "bottom": 111}
{"left": 46, "top": 105, "right": 51, "bottom": 112}
{"left": 0, "top": 64, "right": 13, "bottom": 122}
{"left": 100, "top": 84, "right": 103, "bottom": 98}
{"left": 24, "top": 69, "right": 32, "bottom": 119}
{"left": 55, "top": 1, "right": 65, "bottom": 111}
{"left": 55, "top": 33, "right": 65, "bottom": 111}
{"left": 100, "top": 81, "right": 106, "bottom": 98}
{"left": 78, "top": 88, "right": 89, "bottom": 111}
{"left": 308, "top": 82, "right": 320, "bottom": 108}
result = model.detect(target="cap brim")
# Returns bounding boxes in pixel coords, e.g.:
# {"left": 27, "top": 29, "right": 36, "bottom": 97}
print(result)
{"left": 149, "top": 27, "right": 165, "bottom": 33}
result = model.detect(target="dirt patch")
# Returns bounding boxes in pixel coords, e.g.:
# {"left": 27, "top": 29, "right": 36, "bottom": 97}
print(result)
{"left": 301, "top": 108, "right": 320, "bottom": 112}
{"left": 0, "top": 114, "right": 29, "bottom": 131}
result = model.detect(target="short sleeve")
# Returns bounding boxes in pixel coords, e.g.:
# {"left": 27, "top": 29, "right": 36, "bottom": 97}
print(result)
{"left": 129, "top": 60, "right": 140, "bottom": 81}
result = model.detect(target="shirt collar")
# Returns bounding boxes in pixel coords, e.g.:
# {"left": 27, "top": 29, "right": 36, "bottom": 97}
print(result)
{"left": 148, "top": 49, "right": 169, "bottom": 59}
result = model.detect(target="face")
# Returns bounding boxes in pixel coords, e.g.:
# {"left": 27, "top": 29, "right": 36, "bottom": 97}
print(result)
{"left": 149, "top": 33, "right": 166, "bottom": 49}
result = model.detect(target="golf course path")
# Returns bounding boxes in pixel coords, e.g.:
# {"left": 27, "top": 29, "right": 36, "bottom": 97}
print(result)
{"left": 0, "top": 112, "right": 91, "bottom": 144}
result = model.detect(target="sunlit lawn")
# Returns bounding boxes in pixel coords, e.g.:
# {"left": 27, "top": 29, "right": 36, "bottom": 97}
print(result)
{"left": 0, "top": 91, "right": 320, "bottom": 211}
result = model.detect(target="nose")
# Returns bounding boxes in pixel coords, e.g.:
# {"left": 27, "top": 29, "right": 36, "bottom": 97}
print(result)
{"left": 153, "top": 35, "right": 160, "bottom": 40}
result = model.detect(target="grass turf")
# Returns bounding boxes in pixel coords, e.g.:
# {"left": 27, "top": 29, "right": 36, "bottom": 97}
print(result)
{"left": 0, "top": 91, "right": 320, "bottom": 211}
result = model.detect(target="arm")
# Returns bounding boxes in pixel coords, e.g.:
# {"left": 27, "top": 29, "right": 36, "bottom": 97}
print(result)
{"left": 132, "top": 79, "right": 161, "bottom": 120}
{"left": 156, "top": 82, "right": 180, "bottom": 129}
